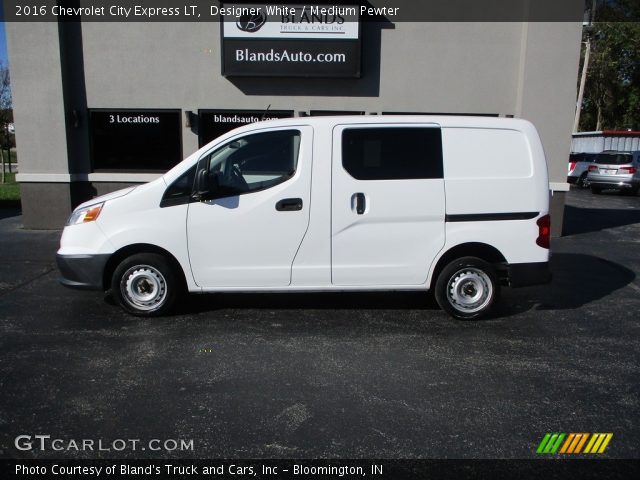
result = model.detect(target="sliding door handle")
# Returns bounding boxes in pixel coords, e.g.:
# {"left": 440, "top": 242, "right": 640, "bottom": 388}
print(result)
{"left": 353, "top": 193, "right": 365, "bottom": 215}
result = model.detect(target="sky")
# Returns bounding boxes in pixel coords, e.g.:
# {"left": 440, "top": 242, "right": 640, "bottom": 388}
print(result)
{"left": 0, "top": 0, "right": 7, "bottom": 66}
{"left": 0, "top": 22, "right": 8, "bottom": 66}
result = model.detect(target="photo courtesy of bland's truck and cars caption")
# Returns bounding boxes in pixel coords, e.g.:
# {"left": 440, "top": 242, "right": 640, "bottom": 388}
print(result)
{"left": 6, "top": 2, "right": 582, "bottom": 315}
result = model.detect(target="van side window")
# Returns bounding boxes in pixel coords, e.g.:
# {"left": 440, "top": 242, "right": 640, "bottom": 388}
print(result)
{"left": 201, "top": 129, "right": 301, "bottom": 199}
{"left": 342, "top": 127, "right": 443, "bottom": 180}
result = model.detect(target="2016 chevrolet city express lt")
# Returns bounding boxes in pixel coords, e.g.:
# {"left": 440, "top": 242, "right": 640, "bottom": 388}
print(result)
{"left": 57, "top": 116, "right": 551, "bottom": 319}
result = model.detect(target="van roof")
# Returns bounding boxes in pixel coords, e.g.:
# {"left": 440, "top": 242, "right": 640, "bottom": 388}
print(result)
{"left": 245, "top": 114, "right": 533, "bottom": 131}
{"left": 209, "top": 115, "right": 537, "bottom": 148}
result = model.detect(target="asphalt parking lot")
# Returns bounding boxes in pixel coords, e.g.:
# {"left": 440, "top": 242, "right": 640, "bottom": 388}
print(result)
{"left": 0, "top": 188, "right": 639, "bottom": 460}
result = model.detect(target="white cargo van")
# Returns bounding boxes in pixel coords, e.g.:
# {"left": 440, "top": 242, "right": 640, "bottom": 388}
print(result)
{"left": 57, "top": 116, "right": 551, "bottom": 319}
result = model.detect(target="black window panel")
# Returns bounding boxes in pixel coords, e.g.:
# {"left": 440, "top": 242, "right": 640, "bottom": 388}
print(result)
{"left": 309, "top": 110, "right": 365, "bottom": 116}
{"left": 198, "top": 110, "right": 294, "bottom": 148}
{"left": 342, "top": 128, "right": 443, "bottom": 180}
{"left": 90, "top": 110, "right": 182, "bottom": 172}
{"left": 381, "top": 112, "right": 499, "bottom": 117}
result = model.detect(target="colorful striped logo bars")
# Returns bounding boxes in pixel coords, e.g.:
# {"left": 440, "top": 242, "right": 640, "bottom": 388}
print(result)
{"left": 536, "top": 433, "right": 613, "bottom": 454}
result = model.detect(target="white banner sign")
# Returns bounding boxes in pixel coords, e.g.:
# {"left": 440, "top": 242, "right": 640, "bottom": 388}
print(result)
{"left": 221, "top": 3, "right": 360, "bottom": 40}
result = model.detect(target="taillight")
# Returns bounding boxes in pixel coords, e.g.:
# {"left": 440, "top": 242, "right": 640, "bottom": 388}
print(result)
{"left": 619, "top": 166, "right": 637, "bottom": 174}
{"left": 536, "top": 215, "right": 550, "bottom": 249}
{"left": 569, "top": 161, "right": 577, "bottom": 172}
{"left": 588, "top": 165, "right": 598, "bottom": 172}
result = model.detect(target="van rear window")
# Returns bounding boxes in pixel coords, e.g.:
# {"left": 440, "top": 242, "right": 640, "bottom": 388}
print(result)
{"left": 342, "top": 127, "right": 443, "bottom": 180}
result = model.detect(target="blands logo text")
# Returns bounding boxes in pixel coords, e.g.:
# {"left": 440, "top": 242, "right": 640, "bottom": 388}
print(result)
{"left": 536, "top": 433, "right": 613, "bottom": 454}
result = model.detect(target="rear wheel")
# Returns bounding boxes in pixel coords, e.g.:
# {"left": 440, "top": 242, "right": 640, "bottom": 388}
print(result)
{"left": 111, "top": 253, "right": 181, "bottom": 316}
{"left": 578, "top": 172, "right": 590, "bottom": 188}
{"left": 435, "top": 257, "right": 500, "bottom": 320}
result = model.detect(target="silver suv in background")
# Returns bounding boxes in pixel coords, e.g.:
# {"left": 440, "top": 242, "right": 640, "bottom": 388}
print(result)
{"left": 588, "top": 151, "right": 640, "bottom": 195}
{"left": 568, "top": 152, "right": 597, "bottom": 188}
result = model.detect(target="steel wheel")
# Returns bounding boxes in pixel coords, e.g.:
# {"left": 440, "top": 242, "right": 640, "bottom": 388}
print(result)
{"left": 111, "top": 253, "right": 181, "bottom": 316}
{"left": 121, "top": 265, "right": 167, "bottom": 311}
{"left": 446, "top": 267, "right": 493, "bottom": 314}
{"left": 435, "top": 256, "right": 500, "bottom": 320}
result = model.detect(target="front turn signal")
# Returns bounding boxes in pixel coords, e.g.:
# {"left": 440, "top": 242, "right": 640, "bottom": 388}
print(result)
{"left": 66, "top": 203, "right": 104, "bottom": 226}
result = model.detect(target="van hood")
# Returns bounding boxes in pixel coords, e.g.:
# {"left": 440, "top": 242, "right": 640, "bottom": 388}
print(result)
{"left": 75, "top": 186, "right": 137, "bottom": 210}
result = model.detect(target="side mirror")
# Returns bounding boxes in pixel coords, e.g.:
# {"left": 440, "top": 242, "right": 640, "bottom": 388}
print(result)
{"left": 194, "top": 169, "right": 221, "bottom": 200}
{"left": 195, "top": 169, "right": 211, "bottom": 199}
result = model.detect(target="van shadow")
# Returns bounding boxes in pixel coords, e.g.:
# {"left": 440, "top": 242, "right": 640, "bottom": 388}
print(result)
{"left": 180, "top": 253, "right": 635, "bottom": 319}
{"left": 499, "top": 253, "right": 636, "bottom": 317}
{"left": 562, "top": 205, "right": 640, "bottom": 236}
{"left": 180, "top": 289, "right": 439, "bottom": 315}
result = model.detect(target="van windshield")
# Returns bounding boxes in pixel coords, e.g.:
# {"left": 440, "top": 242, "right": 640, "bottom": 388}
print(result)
{"left": 594, "top": 153, "right": 632, "bottom": 165}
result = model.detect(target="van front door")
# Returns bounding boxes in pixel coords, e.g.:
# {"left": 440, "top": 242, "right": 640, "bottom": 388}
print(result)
{"left": 187, "top": 127, "right": 312, "bottom": 288}
{"left": 331, "top": 125, "right": 446, "bottom": 286}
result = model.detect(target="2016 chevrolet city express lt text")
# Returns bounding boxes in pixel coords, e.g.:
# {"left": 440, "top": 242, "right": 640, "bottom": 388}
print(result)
{"left": 57, "top": 116, "right": 551, "bottom": 320}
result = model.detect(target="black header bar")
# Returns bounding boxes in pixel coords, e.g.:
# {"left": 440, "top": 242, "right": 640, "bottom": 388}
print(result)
{"left": 3, "top": 0, "right": 617, "bottom": 23}
{"left": 3, "top": 459, "right": 640, "bottom": 480}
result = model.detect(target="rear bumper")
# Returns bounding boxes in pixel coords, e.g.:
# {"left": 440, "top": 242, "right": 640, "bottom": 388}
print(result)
{"left": 508, "top": 262, "right": 551, "bottom": 288}
{"left": 56, "top": 253, "right": 110, "bottom": 291}
{"left": 587, "top": 174, "right": 637, "bottom": 189}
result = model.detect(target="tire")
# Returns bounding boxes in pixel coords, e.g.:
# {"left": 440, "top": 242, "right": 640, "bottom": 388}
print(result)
{"left": 435, "top": 257, "right": 500, "bottom": 320}
{"left": 578, "top": 172, "right": 590, "bottom": 188}
{"left": 111, "top": 253, "right": 181, "bottom": 316}
{"left": 591, "top": 186, "right": 603, "bottom": 194}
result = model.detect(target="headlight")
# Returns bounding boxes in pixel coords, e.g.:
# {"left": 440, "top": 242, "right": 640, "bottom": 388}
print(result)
{"left": 66, "top": 203, "right": 104, "bottom": 226}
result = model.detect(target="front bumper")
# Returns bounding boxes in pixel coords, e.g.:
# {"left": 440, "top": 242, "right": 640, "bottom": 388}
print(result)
{"left": 56, "top": 253, "right": 110, "bottom": 290}
{"left": 508, "top": 262, "right": 551, "bottom": 288}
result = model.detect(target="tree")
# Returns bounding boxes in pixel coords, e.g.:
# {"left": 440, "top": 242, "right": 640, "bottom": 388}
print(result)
{"left": 0, "top": 62, "right": 13, "bottom": 183}
{"left": 577, "top": 1, "right": 640, "bottom": 131}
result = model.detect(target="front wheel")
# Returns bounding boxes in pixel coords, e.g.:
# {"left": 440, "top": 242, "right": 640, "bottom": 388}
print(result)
{"left": 111, "top": 253, "right": 181, "bottom": 316}
{"left": 435, "top": 257, "right": 500, "bottom": 320}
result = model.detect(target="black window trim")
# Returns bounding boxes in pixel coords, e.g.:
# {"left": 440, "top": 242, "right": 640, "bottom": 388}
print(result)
{"left": 197, "top": 109, "right": 295, "bottom": 149}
